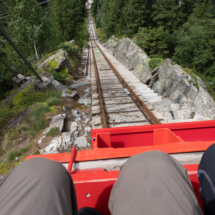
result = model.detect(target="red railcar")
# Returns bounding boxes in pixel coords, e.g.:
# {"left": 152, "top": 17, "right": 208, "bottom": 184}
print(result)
{"left": 26, "top": 120, "right": 215, "bottom": 214}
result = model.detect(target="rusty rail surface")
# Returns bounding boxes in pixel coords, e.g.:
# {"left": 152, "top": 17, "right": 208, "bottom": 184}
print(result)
{"left": 91, "top": 41, "right": 108, "bottom": 128}
{"left": 88, "top": 9, "right": 161, "bottom": 125}
{"left": 95, "top": 42, "right": 161, "bottom": 125}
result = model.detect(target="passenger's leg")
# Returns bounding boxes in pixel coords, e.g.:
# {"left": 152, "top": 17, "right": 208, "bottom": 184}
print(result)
{"left": 109, "top": 151, "right": 203, "bottom": 215}
{"left": 0, "top": 158, "right": 78, "bottom": 215}
{"left": 198, "top": 143, "right": 215, "bottom": 215}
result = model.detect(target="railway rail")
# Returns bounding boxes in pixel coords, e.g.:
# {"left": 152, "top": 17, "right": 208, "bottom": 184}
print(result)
{"left": 88, "top": 9, "right": 161, "bottom": 128}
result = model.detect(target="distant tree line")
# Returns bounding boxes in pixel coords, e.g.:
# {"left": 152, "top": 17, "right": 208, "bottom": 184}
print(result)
{"left": 92, "top": 0, "right": 215, "bottom": 85}
{"left": 0, "top": 0, "right": 87, "bottom": 100}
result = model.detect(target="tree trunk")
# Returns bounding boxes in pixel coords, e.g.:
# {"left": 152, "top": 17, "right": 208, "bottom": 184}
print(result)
{"left": 33, "top": 32, "right": 39, "bottom": 61}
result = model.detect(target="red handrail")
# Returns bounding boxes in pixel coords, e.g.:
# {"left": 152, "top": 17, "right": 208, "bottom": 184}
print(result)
{"left": 67, "top": 147, "right": 76, "bottom": 173}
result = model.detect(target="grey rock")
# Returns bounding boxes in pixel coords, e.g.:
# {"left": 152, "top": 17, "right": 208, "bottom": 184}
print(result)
{"left": 67, "top": 91, "right": 78, "bottom": 98}
{"left": 38, "top": 135, "right": 46, "bottom": 144}
{"left": 73, "top": 131, "right": 79, "bottom": 138}
{"left": 40, "top": 133, "right": 73, "bottom": 154}
{"left": 38, "top": 49, "right": 69, "bottom": 71}
{"left": 12, "top": 74, "right": 26, "bottom": 88}
{"left": 170, "top": 103, "right": 181, "bottom": 111}
{"left": 70, "top": 122, "right": 78, "bottom": 133}
{"left": 84, "top": 126, "right": 91, "bottom": 136}
{"left": 148, "top": 72, "right": 159, "bottom": 89}
{"left": 52, "top": 80, "right": 67, "bottom": 92}
{"left": 40, "top": 136, "right": 62, "bottom": 154}
{"left": 34, "top": 76, "right": 52, "bottom": 92}
{"left": 78, "top": 98, "right": 91, "bottom": 106}
{"left": 185, "top": 85, "right": 198, "bottom": 100}
{"left": 69, "top": 40, "right": 75, "bottom": 44}
{"left": 169, "top": 90, "right": 187, "bottom": 104}
{"left": 74, "top": 136, "right": 88, "bottom": 148}
{"left": 152, "top": 99, "right": 171, "bottom": 113}
{"left": 43, "top": 114, "right": 65, "bottom": 134}
{"left": 61, "top": 90, "right": 67, "bottom": 97}
{"left": 61, "top": 90, "right": 78, "bottom": 98}
{"left": 113, "top": 38, "right": 132, "bottom": 64}
{"left": 104, "top": 35, "right": 120, "bottom": 54}
{"left": 62, "top": 132, "right": 74, "bottom": 150}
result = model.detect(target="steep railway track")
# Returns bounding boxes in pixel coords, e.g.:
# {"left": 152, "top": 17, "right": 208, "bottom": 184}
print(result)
{"left": 88, "top": 9, "right": 161, "bottom": 128}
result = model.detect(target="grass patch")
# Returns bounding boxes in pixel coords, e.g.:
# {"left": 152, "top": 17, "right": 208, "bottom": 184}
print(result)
{"left": 26, "top": 104, "right": 51, "bottom": 138}
{"left": 67, "top": 89, "right": 72, "bottom": 94}
{"left": 0, "top": 87, "right": 61, "bottom": 130}
{"left": 38, "top": 50, "right": 59, "bottom": 64}
{"left": 6, "top": 147, "right": 29, "bottom": 163}
{"left": 46, "top": 127, "right": 60, "bottom": 137}
{"left": 149, "top": 58, "right": 164, "bottom": 70}
{"left": 46, "top": 98, "right": 62, "bottom": 107}
{"left": 0, "top": 163, "right": 8, "bottom": 175}
{"left": 206, "top": 83, "right": 215, "bottom": 100}
{"left": 33, "top": 151, "right": 40, "bottom": 155}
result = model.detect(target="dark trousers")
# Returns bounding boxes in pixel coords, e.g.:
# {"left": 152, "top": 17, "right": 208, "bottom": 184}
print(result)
{"left": 0, "top": 150, "right": 206, "bottom": 215}
{"left": 198, "top": 144, "right": 215, "bottom": 215}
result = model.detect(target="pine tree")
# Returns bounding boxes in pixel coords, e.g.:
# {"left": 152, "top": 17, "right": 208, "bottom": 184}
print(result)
{"left": 135, "top": 27, "right": 168, "bottom": 57}
{"left": 122, "top": 0, "right": 155, "bottom": 36}
{"left": 153, "top": 0, "right": 182, "bottom": 32}
{"left": 50, "top": 0, "right": 86, "bottom": 43}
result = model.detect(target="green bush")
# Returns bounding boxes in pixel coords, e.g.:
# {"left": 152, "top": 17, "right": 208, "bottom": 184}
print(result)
{"left": 46, "top": 127, "right": 60, "bottom": 137}
{"left": 82, "top": 40, "right": 90, "bottom": 48}
{"left": 57, "top": 42, "right": 79, "bottom": 58}
{"left": 149, "top": 58, "right": 164, "bottom": 70}
{"left": 50, "top": 70, "right": 68, "bottom": 84}
{"left": 12, "top": 86, "right": 61, "bottom": 110}
{"left": 96, "top": 28, "right": 108, "bottom": 43}
{"left": 135, "top": 27, "right": 168, "bottom": 57}
{"left": 50, "top": 60, "right": 59, "bottom": 69}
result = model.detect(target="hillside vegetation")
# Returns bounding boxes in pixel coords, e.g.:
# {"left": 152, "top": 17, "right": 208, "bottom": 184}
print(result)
{"left": 0, "top": 0, "right": 88, "bottom": 100}
{"left": 92, "top": 0, "right": 215, "bottom": 91}
{"left": 0, "top": 0, "right": 89, "bottom": 176}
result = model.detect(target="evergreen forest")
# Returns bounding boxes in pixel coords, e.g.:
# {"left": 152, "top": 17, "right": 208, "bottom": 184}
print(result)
{"left": 92, "top": 0, "right": 215, "bottom": 90}
{"left": 0, "top": 0, "right": 88, "bottom": 100}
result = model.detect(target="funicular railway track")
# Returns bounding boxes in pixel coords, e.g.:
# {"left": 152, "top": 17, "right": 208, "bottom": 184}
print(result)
{"left": 88, "top": 9, "right": 161, "bottom": 128}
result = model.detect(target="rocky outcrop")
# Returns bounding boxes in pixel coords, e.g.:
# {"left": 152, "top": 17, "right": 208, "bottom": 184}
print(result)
{"left": 151, "top": 59, "right": 215, "bottom": 120}
{"left": 105, "top": 36, "right": 151, "bottom": 84}
{"left": 104, "top": 36, "right": 215, "bottom": 121}
{"left": 43, "top": 114, "right": 65, "bottom": 135}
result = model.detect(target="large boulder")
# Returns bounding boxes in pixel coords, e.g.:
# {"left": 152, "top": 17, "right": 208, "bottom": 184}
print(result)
{"left": 151, "top": 59, "right": 215, "bottom": 120}
{"left": 104, "top": 36, "right": 119, "bottom": 54}
{"left": 43, "top": 114, "right": 65, "bottom": 135}
{"left": 113, "top": 38, "right": 132, "bottom": 64}
{"left": 37, "top": 49, "right": 69, "bottom": 71}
